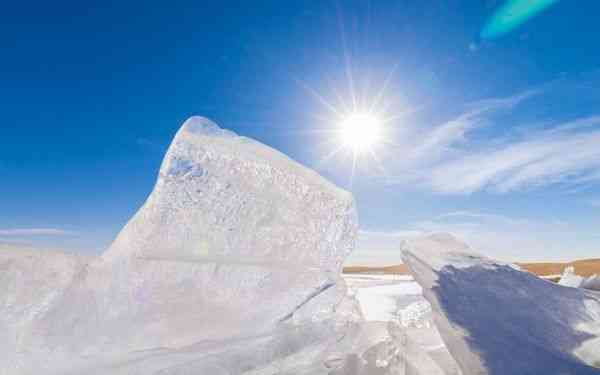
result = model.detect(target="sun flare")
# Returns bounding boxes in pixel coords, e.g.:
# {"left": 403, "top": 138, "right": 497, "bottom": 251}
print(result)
{"left": 295, "top": 63, "right": 402, "bottom": 185}
{"left": 338, "top": 112, "right": 382, "bottom": 153}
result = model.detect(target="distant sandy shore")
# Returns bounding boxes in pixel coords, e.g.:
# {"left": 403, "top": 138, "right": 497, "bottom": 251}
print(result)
{"left": 344, "top": 259, "right": 600, "bottom": 278}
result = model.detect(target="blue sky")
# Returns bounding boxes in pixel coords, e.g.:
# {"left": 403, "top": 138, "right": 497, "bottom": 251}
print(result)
{"left": 1, "top": 1, "right": 600, "bottom": 265}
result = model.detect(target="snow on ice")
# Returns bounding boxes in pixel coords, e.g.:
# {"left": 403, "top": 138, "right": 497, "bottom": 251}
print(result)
{"left": 402, "top": 233, "right": 600, "bottom": 374}
{"left": 559, "top": 266, "right": 600, "bottom": 292}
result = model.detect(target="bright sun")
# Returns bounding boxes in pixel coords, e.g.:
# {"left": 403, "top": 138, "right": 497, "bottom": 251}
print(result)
{"left": 295, "top": 65, "right": 400, "bottom": 184}
{"left": 339, "top": 112, "right": 382, "bottom": 153}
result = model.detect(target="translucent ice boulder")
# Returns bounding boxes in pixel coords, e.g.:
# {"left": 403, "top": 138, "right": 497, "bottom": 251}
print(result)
{"left": 401, "top": 233, "right": 600, "bottom": 375}
{"left": 7, "top": 117, "right": 358, "bottom": 374}
{"left": 104, "top": 116, "right": 357, "bottom": 272}
{"left": 559, "top": 266, "right": 586, "bottom": 288}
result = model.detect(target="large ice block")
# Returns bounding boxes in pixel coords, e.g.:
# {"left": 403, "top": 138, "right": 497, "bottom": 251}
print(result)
{"left": 0, "top": 247, "right": 89, "bottom": 362}
{"left": 401, "top": 233, "right": 600, "bottom": 375}
{"left": 5, "top": 117, "right": 358, "bottom": 374}
{"left": 104, "top": 116, "right": 356, "bottom": 273}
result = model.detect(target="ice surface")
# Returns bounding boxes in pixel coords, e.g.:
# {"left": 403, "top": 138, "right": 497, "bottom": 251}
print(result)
{"left": 583, "top": 275, "right": 600, "bottom": 291}
{"left": 0, "top": 248, "right": 89, "bottom": 361}
{"left": 558, "top": 266, "right": 600, "bottom": 292}
{"left": 1, "top": 117, "right": 360, "bottom": 374}
{"left": 560, "top": 266, "right": 586, "bottom": 288}
{"left": 343, "top": 274, "right": 462, "bottom": 374}
{"left": 402, "top": 233, "right": 600, "bottom": 374}
{"left": 104, "top": 116, "right": 356, "bottom": 271}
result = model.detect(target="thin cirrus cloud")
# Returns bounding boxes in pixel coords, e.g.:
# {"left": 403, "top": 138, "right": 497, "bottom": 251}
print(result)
{"left": 0, "top": 228, "right": 77, "bottom": 237}
{"left": 589, "top": 199, "right": 600, "bottom": 208}
{"left": 426, "top": 118, "right": 600, "bottom": 194}
{"left": 379, "top": 82, "right": 600, "bottom": 194}
{"left": 411, "top": 211, "right": 576, "bottom": 261}
{"left": 349, "top": 211, "right": 598, "bottom": 265}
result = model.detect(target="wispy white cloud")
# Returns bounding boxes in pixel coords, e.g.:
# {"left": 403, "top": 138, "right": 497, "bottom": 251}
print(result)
{"left": 358, "top": 229, "right": 424, "bottom": 239}
{"left": 347, "top": 211, "right": 599, "bottom": 266}
{"left": 411, "top": 211, "right": 576, "bottom": 261}
{"left": 345, "top": 229, "right": 424, "bottom": 266}
{"left": 425, "top": 123, "right": 600, "bottom": 194}
{"left": 381, "top": 90, "right": 536, "bottom": 172}
{"left": 589, "top": 199, "right": 600, "bottom": 208}
{"left": 378, "top": 87, "right": 600, "bottom": 194}
{"left": 0, "top": 228, "right": 77, "bottom": 237}
{"left": 0, "top": 238, "right": 31, "bottom": 245}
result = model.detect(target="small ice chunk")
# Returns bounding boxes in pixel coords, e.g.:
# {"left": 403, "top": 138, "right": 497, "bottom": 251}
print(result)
{"left": 559, "top": 266, "right": 585, "bottom": 288}
{"left": 399, "top": 300, "right": 432, "bottom": 328}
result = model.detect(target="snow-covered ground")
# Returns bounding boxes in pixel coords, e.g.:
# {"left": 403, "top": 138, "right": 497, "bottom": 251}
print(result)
{"left": 344, "top": 274, "right": 422, "bottom": 322}
{"left": 343, "top": 273, "right": 463, "bottom": 374}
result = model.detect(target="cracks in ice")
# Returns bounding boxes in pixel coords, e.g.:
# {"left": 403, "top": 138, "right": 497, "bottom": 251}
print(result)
{"left": 278, "top": 281, "right": 336, "bottom": 323}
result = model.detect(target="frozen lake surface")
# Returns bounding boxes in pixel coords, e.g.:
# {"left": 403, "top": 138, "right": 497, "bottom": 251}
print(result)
{"left": 343, "top": 273, "right": 463, "bottom": 374}
{"left": 344, "top": 274, "right": 423, "bottom": 322}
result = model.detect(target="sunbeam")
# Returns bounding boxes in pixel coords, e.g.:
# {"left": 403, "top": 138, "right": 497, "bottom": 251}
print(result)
{"left": 296, "top": 63, "right": 407, "bottom": 188}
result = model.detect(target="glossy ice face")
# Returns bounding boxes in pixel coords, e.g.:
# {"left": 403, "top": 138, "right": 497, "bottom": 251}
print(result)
{"left": 402, "top": 233, "right": 600, "bottom": 374}
{"left": 0, "top": 117, "right": 359, "bottom": 374}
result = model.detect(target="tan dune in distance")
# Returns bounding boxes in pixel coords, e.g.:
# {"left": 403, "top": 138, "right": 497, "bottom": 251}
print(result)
{"left": 344, "top": 258, "right": 600, "bottom": 278}
{"left": 518, "top": 258, "right": 600, "bottom": 277}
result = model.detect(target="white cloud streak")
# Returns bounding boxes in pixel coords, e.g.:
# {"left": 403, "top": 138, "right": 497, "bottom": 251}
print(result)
{"left": 345, "top": 229, "right": 424, "bottom": 266}
{"left": 348, "top": 211, "right": 599, "bottom": 266}
{"left": 380, "top": 89, "right": 600, "bottom": 194}
{"left": 411, "top": 211, "right": 574, "bottom": 261}
{"left": 427, "top": 124, "right": 600, "bottom": 194}
{"left": 0, "top": 228, "right": 77, "bottom": 237}
{"left": 589, "top": 199, "right": 600, "bottom": 208}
